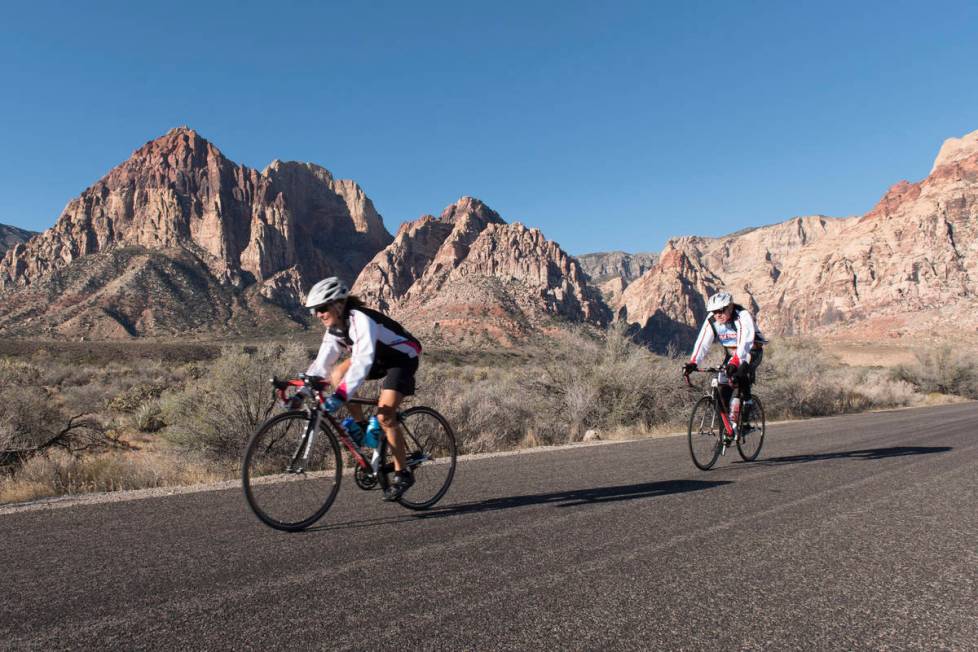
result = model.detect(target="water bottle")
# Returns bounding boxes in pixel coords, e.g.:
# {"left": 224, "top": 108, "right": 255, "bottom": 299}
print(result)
{"left": 364, "top": 416, "right": 383, "bottom": 448}
{"left": 729, "top": 397, "right": 741, "bottom": 429}
{"left": 341, "top": 417, "right": 364, "bottom": 445}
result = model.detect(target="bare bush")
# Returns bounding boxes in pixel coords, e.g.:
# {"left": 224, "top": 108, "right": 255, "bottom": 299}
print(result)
{"left": 891, "top": 346, "right": 978, "bottom": 398}
{"left": 0, "top": 359, "right": 126, "bottom": 470}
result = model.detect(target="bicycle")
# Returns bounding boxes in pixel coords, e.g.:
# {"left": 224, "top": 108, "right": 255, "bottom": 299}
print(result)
{"left": 242, "top": 375, "right": 457, "bottom": 531}
{"left": 683, "top": 367, "right": 766, "bottom": 470}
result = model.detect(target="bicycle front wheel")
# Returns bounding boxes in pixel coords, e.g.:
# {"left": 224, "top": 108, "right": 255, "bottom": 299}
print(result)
{"left": 242, "top": 411, "right": 342, "bottom": 531}
{"left": 379, "top": 406, "right": 457, "bottom": 510}
{"left": 688, "top": 396, "right": 722, "bottom": 470}
{"left": 737, "top": 396, "right": 766, "bottom": 462}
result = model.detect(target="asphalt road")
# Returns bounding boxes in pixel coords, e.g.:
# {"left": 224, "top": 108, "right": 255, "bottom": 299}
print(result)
{"left": 2, "top": 403, "right": 976, "bottom": 650}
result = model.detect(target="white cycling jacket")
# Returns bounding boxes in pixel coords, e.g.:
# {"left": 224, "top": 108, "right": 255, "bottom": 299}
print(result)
{"left": 689, "top": 308, "right": 757, "bottom": 367}
{"left": 306, "top": 307, "right": 421, "bottom": 400}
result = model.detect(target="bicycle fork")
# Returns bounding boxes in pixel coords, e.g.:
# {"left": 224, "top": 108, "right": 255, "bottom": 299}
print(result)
{"left": 288, "top": 409, "right": 321, "bottom": 473}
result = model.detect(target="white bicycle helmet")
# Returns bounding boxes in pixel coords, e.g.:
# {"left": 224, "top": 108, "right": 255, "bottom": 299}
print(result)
{"left": 304, "top": 277, "right": 350, "bottom": 313}
{"left": 706, "top": 291, "right": 733, "bottom": 313}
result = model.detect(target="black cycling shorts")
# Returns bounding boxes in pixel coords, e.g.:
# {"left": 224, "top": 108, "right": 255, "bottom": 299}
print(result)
{"left": 365, "top": 357, "right": 419, "bottom": 396}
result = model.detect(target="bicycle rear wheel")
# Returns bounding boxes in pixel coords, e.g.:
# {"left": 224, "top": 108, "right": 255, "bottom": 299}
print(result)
{"left": 379, "top": 406, "right": 457, "bottom": 510}
{"left": 688, "top": 396, "right": 722, "bottom": 470}
{"left": 737, "top": 396, "right": 766, "bottom": 462}
{"left": 242, "top": 411, "right": 342, "bottom": 531}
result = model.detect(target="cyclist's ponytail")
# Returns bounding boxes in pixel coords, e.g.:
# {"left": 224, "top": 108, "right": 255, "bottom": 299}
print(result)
{"left": 343, "top": 295, "right": 366, "bottom": 313}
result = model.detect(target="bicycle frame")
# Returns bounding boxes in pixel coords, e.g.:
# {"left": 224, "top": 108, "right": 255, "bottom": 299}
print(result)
{"left": 686, "top": 368, "right": 740, "bottom": 437}
{"left": 274, "top": 377, "right": 415, "bottom": 478}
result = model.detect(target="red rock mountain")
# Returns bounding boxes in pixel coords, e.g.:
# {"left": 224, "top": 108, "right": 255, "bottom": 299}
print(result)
{"left": 353, "top": 197, "right": 609, "bottom": 344}
{"left": 617, "top": 129, "right": 978, "bottom": 351}
{"left": 0, "top": 128, "right": 392, "bottom": 337}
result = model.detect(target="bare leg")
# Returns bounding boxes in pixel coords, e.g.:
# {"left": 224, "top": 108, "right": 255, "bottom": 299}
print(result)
{"left": 377, "top": 389, "right": 407, "bottom": 472}
{"left": 330, "top": 359, "right": 364, "bottom": 421}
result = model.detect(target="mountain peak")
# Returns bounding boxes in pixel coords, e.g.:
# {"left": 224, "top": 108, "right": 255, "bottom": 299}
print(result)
{"left": 931, "top": 128, "right": 978, "bottom": 173}
{"left": 439, "top": 197, "right": 505, "bottom": 225}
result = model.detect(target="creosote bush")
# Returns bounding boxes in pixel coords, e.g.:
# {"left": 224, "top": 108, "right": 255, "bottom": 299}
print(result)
{"left": 162, "top": 341, "right": 308, "bottom": 464}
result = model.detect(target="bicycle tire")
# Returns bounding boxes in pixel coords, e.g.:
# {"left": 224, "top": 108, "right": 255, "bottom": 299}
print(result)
{"left": 242, "top": 410, "right": 342, "bottom": 531}
{"left": 378, "top": 406, "right": 457, "bottom": 510}
{"left": 737, "top": 396, "right": 766, "bottom": 462}
{"left": 688, "top": 395, "right": 722, "bottom": 471}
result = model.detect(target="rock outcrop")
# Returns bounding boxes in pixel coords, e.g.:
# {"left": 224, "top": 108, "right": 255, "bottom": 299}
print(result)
{"left": 620, "top": 128, "right": 978, "bottom": 350}
{"left": 354, "top": 197, "right": 610, "bottom": 344}
{"left": 0, "top": 128, "right": 392, "bottom": 337}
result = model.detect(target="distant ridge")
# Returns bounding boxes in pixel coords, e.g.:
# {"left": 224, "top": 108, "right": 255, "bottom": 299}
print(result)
{"left": 615, "top": 128, "right": 978, "bottom": 350}
{"left": 0, "top": 223, "right": 36, "bottom": 256}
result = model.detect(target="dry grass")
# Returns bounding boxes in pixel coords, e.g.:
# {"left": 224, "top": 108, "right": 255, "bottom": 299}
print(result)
{"left": 0, "top": 448, "right": 222, "bottom": 504}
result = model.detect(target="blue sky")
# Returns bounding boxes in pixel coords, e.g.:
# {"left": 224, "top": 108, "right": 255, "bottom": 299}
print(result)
{"left": 1, "top": 0, "right": 976, "bottom": 254}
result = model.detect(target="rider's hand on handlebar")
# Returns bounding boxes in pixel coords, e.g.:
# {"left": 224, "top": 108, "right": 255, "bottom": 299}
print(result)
{"left": 682, "top": 362, "right": 698, "bottom": 375}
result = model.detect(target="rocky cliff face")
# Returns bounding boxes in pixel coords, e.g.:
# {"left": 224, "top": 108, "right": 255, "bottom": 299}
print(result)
{"left": 0, "top": 128, "right": 392, "bottom": 337}
{"left": 0, "top": 224, "right": 36, "bottom": 256}
{"left": 354, "top": 197, "right": 610, "bottom": 344}
{"left": 620, "top": 128, "right": 978, "bottom": 350}
{"left": 576, "top": 251, "right": 658, "bottom": 308}
{"left": 577, "top": 251, "right": 658, "bottom": 284}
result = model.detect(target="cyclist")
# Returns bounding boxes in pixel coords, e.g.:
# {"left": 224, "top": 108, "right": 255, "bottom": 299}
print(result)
{"left": 303, "top": 276, "right": 422, "bottom": 501}
{"left": 683, "top": 291, "right": 765, "bottom": 430}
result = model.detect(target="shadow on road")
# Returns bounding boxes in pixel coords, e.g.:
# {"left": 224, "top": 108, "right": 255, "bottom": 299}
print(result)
{"left": 754, "top": 445, "right": 952, "bottom": 466}
{"left": 309, "top": 479, "right": 730, "bottom": 532}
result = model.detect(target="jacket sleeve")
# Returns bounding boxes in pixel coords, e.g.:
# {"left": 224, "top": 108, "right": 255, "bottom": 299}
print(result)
{"left": 732, "top": 311, "right": 756, "bottom": 366}
{"left": 336, "top": 310, "right": 377, "bottom": 400}
{"left": 689, "top": 320, "right": 714, "bottom": 366}
{"left": 306, "top": 332, "right": 343, "bottom": 379}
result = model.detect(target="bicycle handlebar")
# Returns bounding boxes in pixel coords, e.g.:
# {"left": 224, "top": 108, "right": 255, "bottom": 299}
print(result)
{"left": 682, "top": 367, "right": 728, "bottom": 387}
{"left": 270, "top": 375, "right": 330, "bottom": 406}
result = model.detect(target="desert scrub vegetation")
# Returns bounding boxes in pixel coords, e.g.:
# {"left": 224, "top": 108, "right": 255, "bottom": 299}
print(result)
{"left": 161, "top": 341, "right": 309, "bottom": 466}
{"left": 757, "top": 340, "right": 921, "bottom": 418}
{"left": 0, "top": 333, "right": 968, "bottom": 505}
{"left": 890, "top": 345, "right": 978, "bottom": 399}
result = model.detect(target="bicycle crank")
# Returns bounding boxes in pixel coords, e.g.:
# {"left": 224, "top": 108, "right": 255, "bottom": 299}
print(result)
{"left": 354, "top": 466, "right": 379, "bottom": 490}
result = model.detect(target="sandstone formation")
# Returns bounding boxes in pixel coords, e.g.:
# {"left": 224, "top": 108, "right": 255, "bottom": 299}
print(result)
{"left": 0, "top": 128, "right": 392, "bottom": 337}
{"left": 576, "top": 251, "right": 657, "bottom": 307}
{"left": 354, "top": 197, "right": 610, "bottom": 344}
{"left": 620, "top": 128, "right": 978, "bottom": 351}
{"left": 0, "top": 224, "right": 36, "bottom": 256}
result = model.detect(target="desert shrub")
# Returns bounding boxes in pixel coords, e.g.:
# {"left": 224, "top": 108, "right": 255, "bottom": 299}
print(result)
{"left": 133, "top": 401, "right": 165, "bottom": 433}
{"left": 528, "top": 326, "right": 687, "bottom": 440}
{"left": 162, "top": 341, "right": 308, "bottom": 463}
{"left": 0, "top": 359, "right": 117, "bottom": 458}
{"left": 414, "top": 326, "right": 689, "bottom": 451}
{"left": 106, "top": 381, "right": 169, "bottom": 413}
{"left": 891, "top": 346, "right": 978, "bottom": 398}
{"left": 756, "top": 340, "right": 921, "bottom": 418}
{"left": 413, "top": 362, "right": 531, "bottom": 453}
{"left": 0, "top": 359, "right": 49, "bottom": 453}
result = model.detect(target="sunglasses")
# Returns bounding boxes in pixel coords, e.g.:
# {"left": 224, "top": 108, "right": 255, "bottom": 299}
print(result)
{"left": 312, "top": 302, "right": 337, "bottom": 315}
{"left": 711, "top": 308, "right": 728, "bottom": 316}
